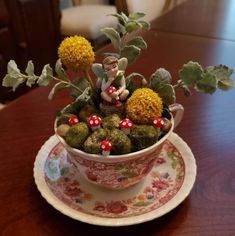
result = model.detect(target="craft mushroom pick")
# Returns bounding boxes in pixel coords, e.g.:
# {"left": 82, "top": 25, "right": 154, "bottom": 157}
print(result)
{"left": 88, "top": 115, "right": 102, "bottom": 131}
{"left": 100, "top": 140, "right": 112, "bottom": 156}
{"left": 119, "top": 118, "right": 134, "bottom": 134}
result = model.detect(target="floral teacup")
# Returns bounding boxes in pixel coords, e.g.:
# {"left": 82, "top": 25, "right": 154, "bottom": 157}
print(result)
{"left": 55, "top": 103, "right": 184, "bottom": 190}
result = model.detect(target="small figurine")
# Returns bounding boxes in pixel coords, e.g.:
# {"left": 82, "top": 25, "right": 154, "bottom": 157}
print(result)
{"left": 92, "top": 56, "right": 129, "bottom": 108}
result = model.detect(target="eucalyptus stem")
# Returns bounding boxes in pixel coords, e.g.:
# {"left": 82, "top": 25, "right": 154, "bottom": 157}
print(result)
{"left": 50, "top": 75, "right": 84, "bottom": 93}
{"left": 173, "top": 80, "right": 184, "bottom": 88}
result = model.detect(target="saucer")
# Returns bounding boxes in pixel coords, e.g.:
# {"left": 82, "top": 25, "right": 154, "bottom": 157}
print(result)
{"left": 34, "top": 133, "right": 196, "bottom": 226}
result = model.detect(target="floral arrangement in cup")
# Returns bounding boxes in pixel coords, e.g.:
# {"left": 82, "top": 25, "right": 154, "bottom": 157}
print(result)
{"left": 2, "top": 12, "right": 234, "bottom": 156}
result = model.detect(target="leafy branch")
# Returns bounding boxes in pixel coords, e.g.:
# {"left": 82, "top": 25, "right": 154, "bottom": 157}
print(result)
{"left": 2, "top": 60, "right": 90, "bottom": 100}
{"left": 101, "top": 12, "right": 150, "bottom": 64}
{"left": 149, "top": 61, "right": 233, "bottom": 105}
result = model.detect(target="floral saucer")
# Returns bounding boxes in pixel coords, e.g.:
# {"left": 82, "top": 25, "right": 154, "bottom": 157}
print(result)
{"left": 34, "top": 133, "right": 196, "bottom": 226}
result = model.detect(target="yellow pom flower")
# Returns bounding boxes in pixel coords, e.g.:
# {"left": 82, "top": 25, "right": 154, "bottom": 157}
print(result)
{"left": 58, "top": 36, "right": 95, "bottom": 72}
{"left": 126, "top": 88, "right": 163, "bottom": 124}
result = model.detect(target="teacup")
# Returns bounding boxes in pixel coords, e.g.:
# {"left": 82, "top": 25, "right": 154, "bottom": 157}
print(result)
{"left": 55, "top": 103, "right": 184, "bottom": 190}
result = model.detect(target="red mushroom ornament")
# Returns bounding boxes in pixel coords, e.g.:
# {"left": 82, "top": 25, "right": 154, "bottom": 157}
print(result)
{"left": 106, "top": 86, "right": 119, "bottom": 100}
{"left": 100, "top": 140, "right": 112, "bottom": 156}
{"left": 107, "top": 86, "right": 117, "bottom": 94}
{"left": 153, "top": 117, "right": 164, "bottom": 128}
{"left": 69, "top": 116, "right": 79, "bottom": 126}
{"left": 88, "top": 115, "right": 102, "bottom": 131}
{"left": 119, "top": 118, "right": 134, "bottom": 134}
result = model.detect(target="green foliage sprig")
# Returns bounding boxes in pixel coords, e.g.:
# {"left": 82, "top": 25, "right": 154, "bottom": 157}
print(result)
{"left": 149, "top": 61, "right": 233, "bottom": 105}
{"left": 2, "top": 11, "right": 234, "bottom": 108}
{"left": 101, "top": 12, "right": 150, "bottom": 64}
{"left": 2, "top": 59, "right": 91, "bottom": 100}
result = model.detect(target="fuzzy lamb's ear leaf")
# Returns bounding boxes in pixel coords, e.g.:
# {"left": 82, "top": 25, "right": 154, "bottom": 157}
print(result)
{"left": 48, "top": 81, "right": 68, "bottom": 100}
{"left": 129, "top": 12, "right": 145, "bottom": 20}
{"left": 179, "top": 61, "right": 203, "bottom": 86}
{"left": 117, "top": 23, "right": 126, "bottom": 35}
{"left": 150, "top": 68, "right": 172, "bottom": 90}
{"left": 120, "top": 45, "right": 141, "bottom": 64}
{"left": 55, "top": 59, "right": 69, "bottom": 81}
{"left": 100, "top": 27, "right": 121, "bottom": 50}
{"left": 2, "top": 74, "right": 25, "bottom": 91}
{"left": 2, "top": 60, "right": 26, "bottom": 91}
{"left": 138, "top": 20, "right": 151, "bottom": 30}
{"left": 127, "top": 36, "right": 147, "bottom": 49}
{"left": 7, "top": 60, "right": 21, "bottom": 76}
{"left": 37, "top": 64, "right": 53, "bottom": 86}
{"left": 156, "top": 84, "right": 176, "bottom": 106}
{"left": 218, "top": 79, "right": 233, "bottom": 91}
{"left": 110, "top": 13, "right": 127, "bottom": 25}
{"left": 25, "top": 61, "right": 34, "bottom": 76}
{"left": 75, "top": 87, "right": 91, "bottom": 103}
{"left": 205, "top": 64, "right": 233, "bottom": 91}
{"left": 125, "top": 21, "right": 142, "bottom": 32}
{"left": 196, "top": 72, "right": 217, "bottom": 94}
{"left": 25, "top": 61, "right": 38, "bottom": 87}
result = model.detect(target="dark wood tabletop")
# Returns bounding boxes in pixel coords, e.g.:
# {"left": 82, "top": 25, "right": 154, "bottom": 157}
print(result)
{"left": 152, "top": 0, "right": 235, "bottom": 41}
{"left": 0, "top": 0, "right": 235, "bottom": 235}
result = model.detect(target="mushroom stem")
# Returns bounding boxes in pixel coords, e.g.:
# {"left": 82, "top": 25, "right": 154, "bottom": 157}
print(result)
{"left": 121, "top": 128, "right": 130, "bottom": 135}
{"left": 102, "top": 150, "right": 110, "bottom": 156}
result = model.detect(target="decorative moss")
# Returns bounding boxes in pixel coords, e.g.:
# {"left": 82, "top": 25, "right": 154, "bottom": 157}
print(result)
{"left": 65, "top": 122, "right": 89, "bottom": 148}
{"left": 130, "top": 125, "right": 160, "bottom": 151}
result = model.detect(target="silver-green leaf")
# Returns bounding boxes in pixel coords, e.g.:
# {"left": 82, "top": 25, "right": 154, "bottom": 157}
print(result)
{"left": 120, "top": 45, "right": 141, "bottom": 64}
{"left": 179, "top": 61, "right": 203, "bottom": 85}
{"left": 138, "top": 20, "right": 151, "bottom": 30}
{"left": 48, "top": 82, "right": 68, "bottom": 100}
{"left": 129, "top": 12, "right": 145, "bottom": 20}
{"left": 2, "top": 74, "right": 25, "bottom": 91}
{"left": 25, "top": 61, "right": 38, "bottom": 87}
{"left": 125, "top": 21, "right": 142, "bottom": 32}
{"left": 75, "top": 87, "right": 91, "bottom": 102}
{"left": 150, "top": 68, "right": 172, "bottom": 90}
{"left": 55, "top": 59, "right": 69, "bottom": 81}
{"left": 157, "top": 84, "right": 176, "bottom": 105}
{"left": 37, "top": 64, "right": 53, "bottom": 86}
{"left": 100, "top": 28, "right": 121, "bottom": 50}
{"left": 127, "top": 36, "right": 147, "bottom": 49}
{"left": 218, "top": 79, "right": 233, "bottom": 91}
{"left": 196, "top": 72, "right": 217, "bottom": 94}
{"left": 110, "top": 13, "right": 127, "bottom": 24}
{"left": 25, "top": 61, "right": 34, "bottom": 76}
{"left": 205, "top": 64, "right": 233, "bottom": 91}
{"left": 7, "top": 60, "right": 21, "bottom": 76}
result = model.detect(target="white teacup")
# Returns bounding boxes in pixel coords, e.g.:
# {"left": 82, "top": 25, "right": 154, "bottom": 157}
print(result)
{"left": 55, "top": 103, "right": 184, "bottom": 190}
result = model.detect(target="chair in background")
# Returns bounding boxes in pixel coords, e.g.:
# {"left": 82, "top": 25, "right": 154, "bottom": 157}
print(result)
{"left": 115, "top": 0, "right": 185, "bottom": 22}
{"left": 60, "top": 0, "right": 117, "bottom": 49}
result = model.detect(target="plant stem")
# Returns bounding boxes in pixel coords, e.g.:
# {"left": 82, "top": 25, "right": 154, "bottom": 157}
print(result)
{"left": 50, "top": 75, "right": 84, "bottom": 93}
{"left": 173, "top": 80, "right": 184, "bottom": 88}
{"left": 84, "top": 70, "right": 95, "bottom": 91}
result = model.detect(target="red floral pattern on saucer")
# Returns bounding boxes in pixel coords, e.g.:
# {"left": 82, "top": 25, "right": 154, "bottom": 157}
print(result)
{"left": 44, "top": 139, "right": 185, "bottom": 218}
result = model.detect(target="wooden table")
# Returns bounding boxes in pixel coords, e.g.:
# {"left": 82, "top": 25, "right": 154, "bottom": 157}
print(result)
{"left": 152, "top": 0, "right": 235, "bottom": 41}
{"left": 0, "top": 0, "right": 235, "bottom": 235}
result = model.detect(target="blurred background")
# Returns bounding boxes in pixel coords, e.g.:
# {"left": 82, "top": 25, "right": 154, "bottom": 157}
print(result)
{"left": 0, "top": 0, "right": 185, "bottom": 106}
